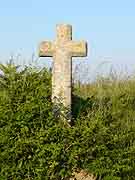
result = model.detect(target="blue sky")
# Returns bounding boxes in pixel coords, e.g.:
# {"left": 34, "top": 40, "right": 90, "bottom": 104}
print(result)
{"left": 0, "top": 0, "right": 135, "bottom": 75}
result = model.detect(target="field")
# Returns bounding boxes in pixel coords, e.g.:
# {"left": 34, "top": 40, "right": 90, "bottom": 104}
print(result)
{"left": 0, "top": 62, "right": 135, "bottom": 179}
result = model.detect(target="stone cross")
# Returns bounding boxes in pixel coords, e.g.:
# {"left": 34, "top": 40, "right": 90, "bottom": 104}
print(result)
{"left": 39, "top": 24, "right": 87, "bottom": 121}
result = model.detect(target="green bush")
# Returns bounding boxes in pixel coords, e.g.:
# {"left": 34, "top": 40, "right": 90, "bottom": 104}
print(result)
{"left": 0, "top": 63, "right": 135, "bottom": 179}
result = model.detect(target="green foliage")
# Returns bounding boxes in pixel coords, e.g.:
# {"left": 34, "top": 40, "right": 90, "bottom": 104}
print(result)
{"left": 0, "top": 63, "right": 135, "bottom": 179}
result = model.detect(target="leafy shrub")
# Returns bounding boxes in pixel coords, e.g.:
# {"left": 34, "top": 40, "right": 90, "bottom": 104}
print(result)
{"left": 0, "top": 63, "right": 135, "bottom": 179}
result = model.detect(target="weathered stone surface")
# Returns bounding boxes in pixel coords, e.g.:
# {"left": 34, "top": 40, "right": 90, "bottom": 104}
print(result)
{"left": 70, "top": 170, "right": 96, "bottom": 180}
{"left": 39, "top": 24, "right": 87, "bottom": 120}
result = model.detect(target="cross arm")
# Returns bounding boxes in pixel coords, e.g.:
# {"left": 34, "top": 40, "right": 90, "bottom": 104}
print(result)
{"left": 39, "top": 41, "right": 54, "bottom": 57}
{"left": 69, "top": 41, "right": 87, "bottom": 57}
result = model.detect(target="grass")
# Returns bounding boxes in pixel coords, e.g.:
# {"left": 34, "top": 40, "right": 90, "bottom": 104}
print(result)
{"left": 0, "top": 62, "right": 135, "bottom": 180}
